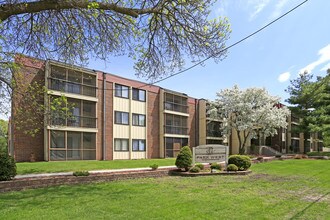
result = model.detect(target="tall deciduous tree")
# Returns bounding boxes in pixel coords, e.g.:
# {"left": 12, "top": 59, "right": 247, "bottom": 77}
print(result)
{"left": 210, "top": 86, "right": 290, "bottom": 154}
{"left": 0, "top": 0, "right": 231, "bottom": 117}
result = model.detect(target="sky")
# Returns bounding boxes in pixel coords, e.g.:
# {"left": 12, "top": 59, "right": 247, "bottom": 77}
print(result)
{"left": 87, "top": 0, "right": 330, "bottom": 104}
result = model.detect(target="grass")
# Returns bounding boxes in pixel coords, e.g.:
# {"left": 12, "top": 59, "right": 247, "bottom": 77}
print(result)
{"left": 1, "top": 160, "right": 329, "bottom": 219}
{"left": 16, "top": 158, "right": 176, "bottom": 175}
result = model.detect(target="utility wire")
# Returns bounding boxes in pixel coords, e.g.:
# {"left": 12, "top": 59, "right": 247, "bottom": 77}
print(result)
{"left": 96, "top": 0, "right": 308, "bottom": 91}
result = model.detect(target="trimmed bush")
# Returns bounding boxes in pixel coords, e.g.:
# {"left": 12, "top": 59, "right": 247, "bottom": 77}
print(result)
{"left": 226, "top": 164, "right": 238, "bottom": 172}
{"left": 189, "top": 166, "right": 201, "bottom": 173}
{"left": 228, "top": 155, "right": 251, "bottom": 171}
{"left": 149, "top": 164, "right": 159, "bottom": 170}
{"left": 73, "top": 171, "right": 89, "bottom": 176}
{"left": 0, "top": 153, "right": 17, "bottom": 181}
{"left": 195, "top": 163, "right": 204, "bottom": 170}
{"left": 210, "top": 162, "right": 221, "bottom": 170}
{"left": 175, "top": 146, "right": 193, "bottom": 171}
{"left": 307, "top": 152, "right": 330, "bottom": 157}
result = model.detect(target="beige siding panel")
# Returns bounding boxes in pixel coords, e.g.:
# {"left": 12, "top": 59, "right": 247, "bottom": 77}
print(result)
{"left": 113, "top": 152, "right": 130, "bottom": 160}
{"left": 131, "top": 101, "right": 146, "bottom": 114}
{"left": 131, "top": 151, "right": 146, "bottom": 159}
{"left": 113, "top": 125, "right": 129, "bottom": 138}
{"left": 131, "top": 127, "right": 146, "bottom": 139}
{"left": 113, "top": 97, "right": 130, "bottom": 111}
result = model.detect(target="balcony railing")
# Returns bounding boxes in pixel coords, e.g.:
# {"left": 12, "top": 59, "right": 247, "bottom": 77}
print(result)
{"left": 48, "top": 78, "right": 97, "bottom": 97}
{"left": 50, "top": 116, "right": 97, "bottom": 128}
{"left": 164, "top": 125, "right": 188, "bottom": 135}
{"left": 164, "top": 102, "right": 188, "bottom": 113}
{"left": 207, "top": 130, "right": 222, "bottom": 138}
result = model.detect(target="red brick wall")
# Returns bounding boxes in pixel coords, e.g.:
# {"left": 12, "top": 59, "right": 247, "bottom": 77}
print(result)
{"left": 147, "top": 91, "right": 160, "bottom": 158}
{"left": 12, "top": 56, "right": 45, "bottom": 162}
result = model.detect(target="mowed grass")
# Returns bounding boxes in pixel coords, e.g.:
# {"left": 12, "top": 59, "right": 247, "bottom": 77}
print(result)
{"left": 1, "top": 160, "right": 329, "bottom": 219}
{"left": 16, "top": 158, "right": 176, "bottom": 175}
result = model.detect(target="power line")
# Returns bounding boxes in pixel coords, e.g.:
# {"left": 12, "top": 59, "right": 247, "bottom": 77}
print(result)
{"left": 138, "top": 0, "right": 308, "bottom": 89}
{"left": 96, "top": 0, "right": 308, "bottom": 91}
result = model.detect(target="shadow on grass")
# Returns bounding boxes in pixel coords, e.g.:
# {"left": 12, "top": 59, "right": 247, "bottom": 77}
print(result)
{"left": 18, "top": 168, "right": 45, "bottom": 175}
{"left": 289, "top": 191, "right": 330, "bottom": 220}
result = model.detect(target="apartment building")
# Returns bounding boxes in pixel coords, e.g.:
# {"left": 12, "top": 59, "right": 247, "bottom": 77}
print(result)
{"left": 9, "top": 56, "right": 323, "bottom": 162}
{"left": 10, "top": 56, "right": 209, "bottom": 162}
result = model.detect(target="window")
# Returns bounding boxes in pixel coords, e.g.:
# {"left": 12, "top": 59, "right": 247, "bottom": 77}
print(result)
{"left": 132, "top": 139, "right": 146, "bottom": 151}
{"left": 115, "top": 139, "right": 129, "bottom": 151}
{"left": 132, "top": 114, "right": 145, "bottom": 126}
{"left": 115, "top": 111, "right": 129, "bottom": 125}
{"left": 132, "top": 88, "right": 146, "bottom": 101}
{"left": 115, "top": 84, "right": 129, "bottom": 98}
{"left": 50, "top": 131, "right": 65, "bottom": 148}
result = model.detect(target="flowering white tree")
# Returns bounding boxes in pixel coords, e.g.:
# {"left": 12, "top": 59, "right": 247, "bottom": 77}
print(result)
{"left": 209, "top": 85, "right": 290, "bottom": 154}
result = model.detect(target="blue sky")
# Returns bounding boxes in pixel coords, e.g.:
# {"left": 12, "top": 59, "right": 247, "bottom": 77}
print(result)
{"left": 83, "top": 0, "right": 329, "bottom": 103}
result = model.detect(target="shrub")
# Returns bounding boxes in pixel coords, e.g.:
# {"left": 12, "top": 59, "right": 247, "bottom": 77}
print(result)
{"left": 73, "top": 171, "right": 89, "bottom": 176}
{"left": 228, "top": 155, "right": 251, "bottom": 171}
{"left": 307, "top": 152, "right": 330, "bottom": 157}
{"left": 226, "top": 164, "right": 238, "bottom": 172}
{"left": 210, "top": 162, "right": 221, "bottom": 170}
{"left": 0, "top": 153, "right": 17, "bottom": 181}
{"left": 149, "top": 164, "right": 159, "bottom": 170}
{"left": 175, "top": 146, "right": 192, "bottom": 171}
{"left": 189, "top": 166, "right": 201, "bottom": 173}
{"left": 195, "top": 163, "right": 204, "bottom": 170}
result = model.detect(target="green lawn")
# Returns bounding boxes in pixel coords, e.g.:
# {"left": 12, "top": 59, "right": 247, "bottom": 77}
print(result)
{"left": 16, "top": 158, "right": 176, "bottom": 175}
{"left": 1, "top": 160, "right": 329, "bottom": 219}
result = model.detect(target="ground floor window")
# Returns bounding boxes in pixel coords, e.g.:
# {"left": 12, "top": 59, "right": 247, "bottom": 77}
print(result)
{"left": 132, "top": 139, "right": 146, "bottom": 151}
{"left": 206, "top": 139, "right": 223, "bottom": 145}
{"left": 114, "top": 139, "right": 129, "bottom": 151}
{"left": 49, "top": 130, "right": 96, "bottom": 161}
{"left": 165, "top": 137, "right": 188, "bottom": 158}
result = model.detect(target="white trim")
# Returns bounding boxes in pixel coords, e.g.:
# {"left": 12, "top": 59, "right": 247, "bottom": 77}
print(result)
{"left": 164, "top": 134, "right": 190, "bottom": 138}
{"left": 164, "top": 110, "right": 189, "bottom": 117}
{"left": 47, "top": 126, "right": 98, "bottom": 132}
{"left": 48, "top": 90, "right": 98, "bottom": 102}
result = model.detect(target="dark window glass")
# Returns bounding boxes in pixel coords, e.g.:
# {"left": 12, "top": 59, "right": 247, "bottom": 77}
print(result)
{"left": 132, "top": 88, "right": 146, "bottom": 101}
{"left": 114, "top": 139, "right": 129, "bottom": 151}
{"left": 67, "top": 132, "right": 81, "bottom": 150}
{"left": 50, "top": 131, "right": 65, "bottom": 149}
{"left": 83, "top": 133, "right": 96, "bottom": 149}
{"left": 132, "top": 114, "right": 145, "bottom": 126}
{"left": 115, "top": 111, "right": 129, "bottom": 125}
{"left": 115, "top": 84, "right": 129, "bottom": 98}
{"left": 132, "top": 139, "right": 146, "bottom": 151}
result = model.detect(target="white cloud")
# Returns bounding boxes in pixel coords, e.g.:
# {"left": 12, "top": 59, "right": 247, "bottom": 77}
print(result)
{"left": 300, "top": 44, "right": 330, "bottom": 74}
{"left": 249, "top": 0, "right": 271, "bottom": 20}
{"left": 278, "top": 72, "right": 290, "bottom": 83}
{"left": 320, "top": 62, "right": 330, "bottom": 71}
{"left": 269, "top": 0, "right": 289, "bottom": 20}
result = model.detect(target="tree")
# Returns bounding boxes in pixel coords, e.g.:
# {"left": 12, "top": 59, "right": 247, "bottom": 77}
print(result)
{"left": 175, "top": 146, "right": 192, "bottom": 171}
{"left": 0, "top": 0, "right": 230, "bottom": 80}
{"left": 286, "top": 71, "right": 329, "bottom": 151}
{"left": 0, "top": 119, "right": 8, "bottom": 153}
{"left": 210, "top": 86, "right": 290, "bottom": 154}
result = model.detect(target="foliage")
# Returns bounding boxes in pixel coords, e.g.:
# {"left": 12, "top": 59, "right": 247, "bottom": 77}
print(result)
{"left": 0, "top": 119, "right": 8, "bottom": 153}
{"left": 0, "top": 152, "right": 17, "bottom": 181}
{"left": 226, "top": 164, "right": 238, "bottom": 172}
{"left": 307, "top": 151, "right": 330, "bottom": 157}
{"left": 210, "top": 86, "right": 290, "bottom": 154}
{"left": 286, "top": 71, "right": 330, "bottom": 150}
{"left": 175, "top": 146, "right": 192, "bottom": 171}
{"left": 195, "top": 163, "right": 204, "bottom": 170}
{"left": 0, "top": 0, "right": 231, "bottom": 81}
{"left": 228, "top": 155, "right": 251, "bottom": 171}
{"left": 189, "top": 166, "right": 201, "bottom": 173}
{"left": 13, "top": 70, "right": 75, "bottom": 136}
{"left": 210, "top": 162, "right": 221, "bottom": 170}
{"left": 149, "top": 164, "right": 159, "bottom": 170}
{"left": 73, "top": 171, "right": 90, "bottom": 177}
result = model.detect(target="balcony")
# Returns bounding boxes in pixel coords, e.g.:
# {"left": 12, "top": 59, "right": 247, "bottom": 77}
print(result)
{"left": 164, "top": 125, "right": 188, "bottom": 135}
{"left": 48, "top": 78, "right": 97, "bottom": 97}
{"left": 164, "top": 102, "right": 188, "bottom": 114}
{"left": 207, "top": 130, "right": 222, "bottom": 138}
{"left": 50, "top": 116, "right": 97, "bottom": 128}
